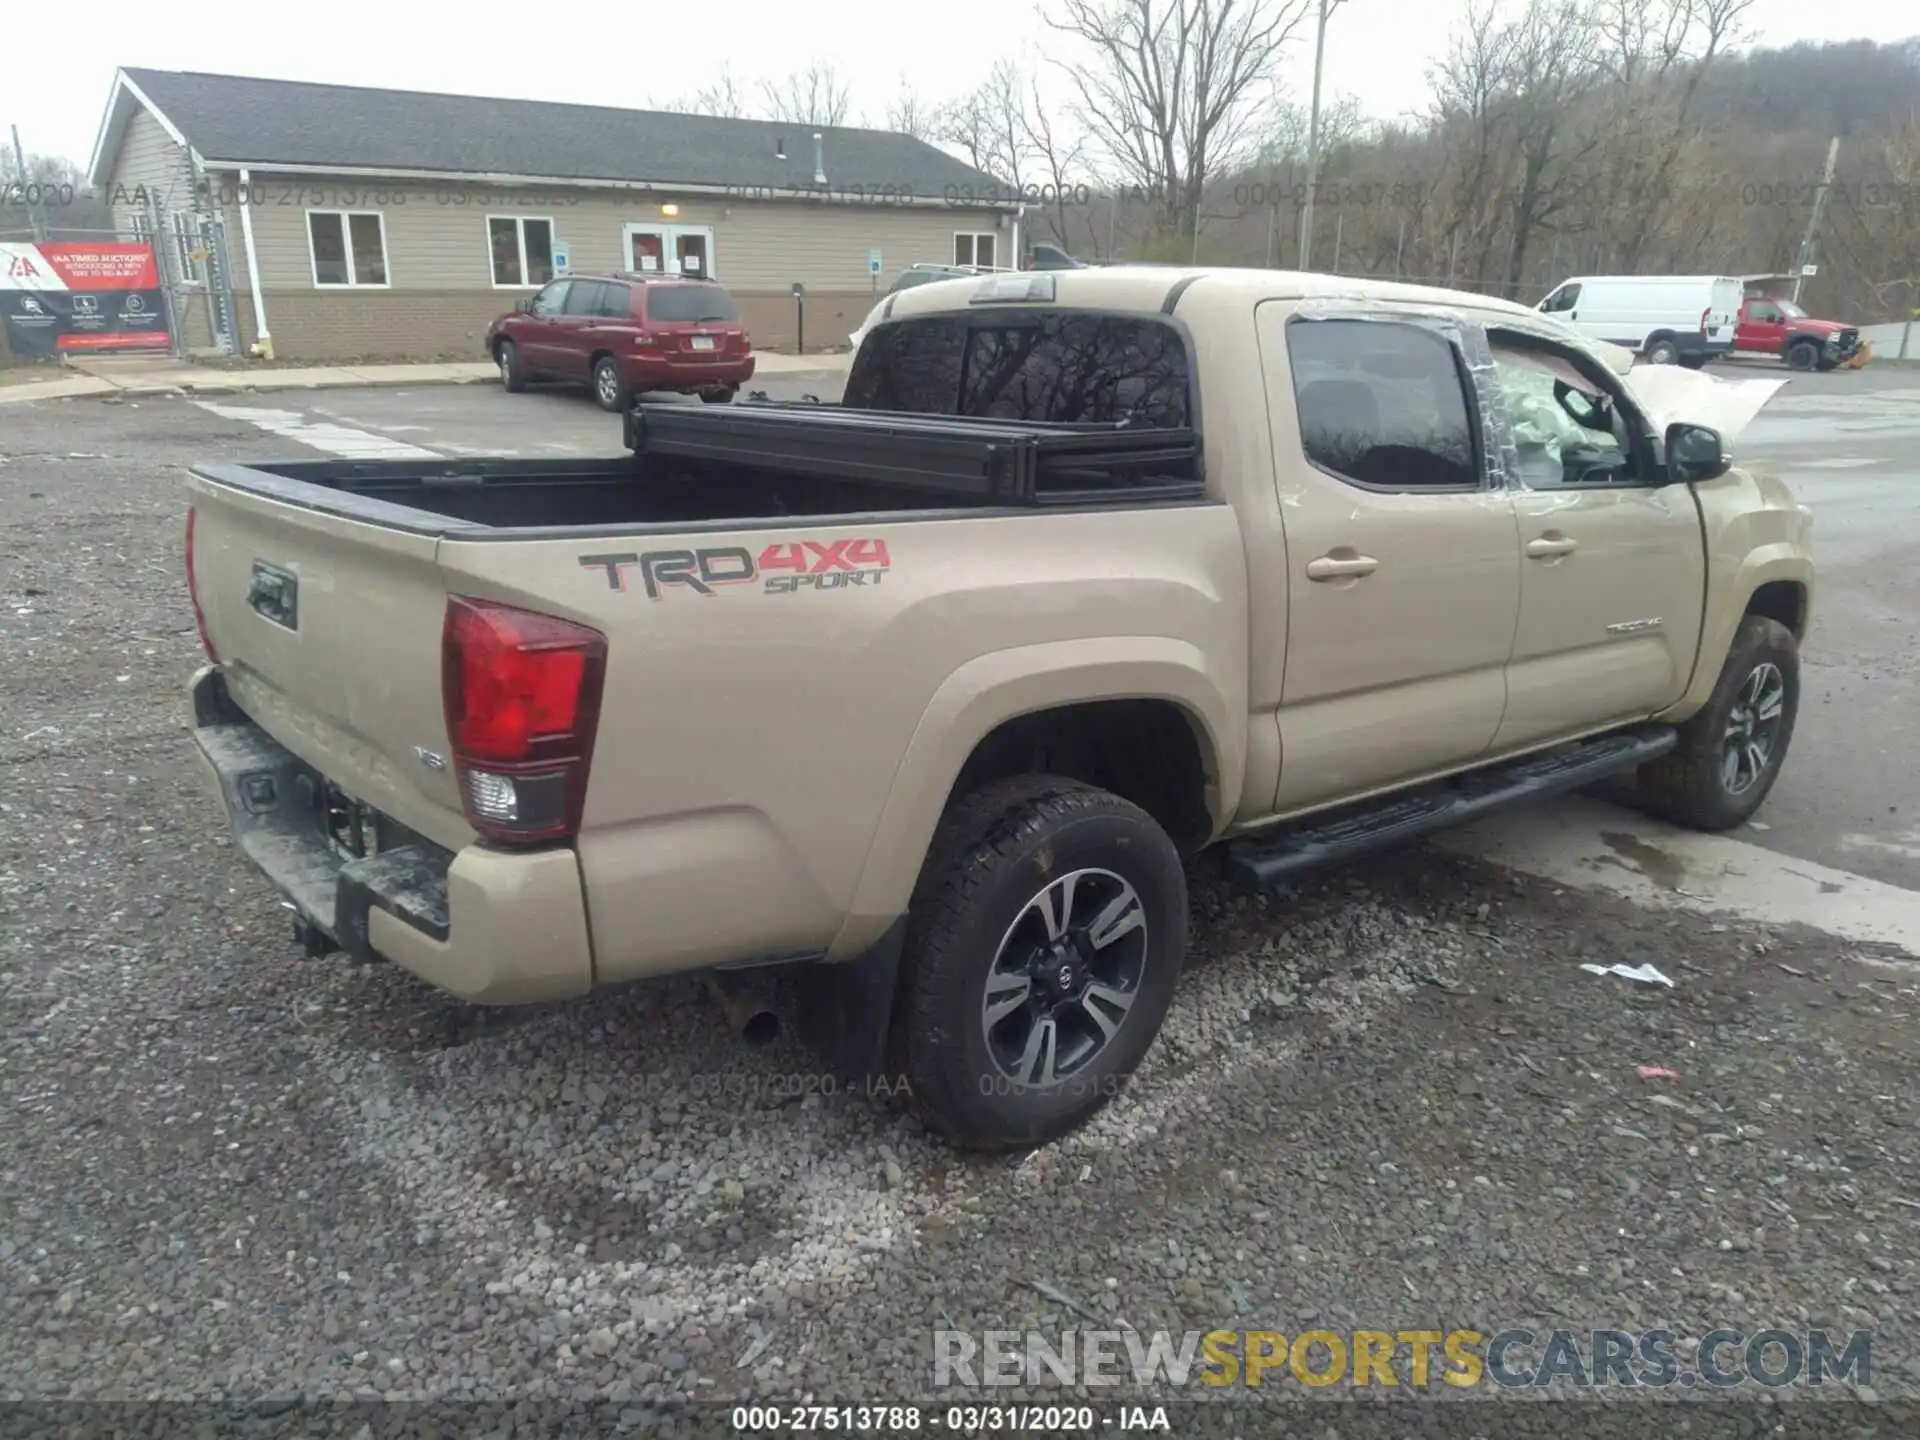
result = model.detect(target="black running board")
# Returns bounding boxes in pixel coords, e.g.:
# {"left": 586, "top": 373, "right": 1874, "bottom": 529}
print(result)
{"left": 1225, "top": 724, "right": 1678, "bottom": 891}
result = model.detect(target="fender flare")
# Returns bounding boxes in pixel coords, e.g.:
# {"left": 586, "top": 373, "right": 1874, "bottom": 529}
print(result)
{"left": 825, "top": 637, "right": 1240, "bottom": 958}
{"left": 1661, "top": 547, "right": 1812, "bottom": 721}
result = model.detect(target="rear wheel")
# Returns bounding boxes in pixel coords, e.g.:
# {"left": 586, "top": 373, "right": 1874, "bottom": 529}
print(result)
{"left": 892, "top": 776, "right": 1187, "bottom": 1151}
{"left": 1645, "top": 336, "right": 1680, "bottom": 365}
{"left": 591, "top": 357, "right": 628, "bottom": 412}
{"left": 496, "top": 340, "right": 526, "bottom": 393}
{"left": 1787, "top": 339, "right": 1820, "bottom": 371}
{"left": 1637, "top": 615, "right": 1799, "bottom": 831}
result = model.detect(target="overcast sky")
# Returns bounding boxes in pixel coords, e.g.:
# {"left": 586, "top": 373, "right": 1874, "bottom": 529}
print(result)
{"left": 14, "top": 0, "right": 1917, "bottom": 174}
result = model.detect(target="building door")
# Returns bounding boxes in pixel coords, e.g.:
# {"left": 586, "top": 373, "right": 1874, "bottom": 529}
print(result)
{"left": 624, "top": 225, "right": 668, "bottom": 276}
{"left": 671, "top": 226, "right": 714, "bottom": 279}
{"left": 623, "top": 223, "right": 716, "bottom": 279}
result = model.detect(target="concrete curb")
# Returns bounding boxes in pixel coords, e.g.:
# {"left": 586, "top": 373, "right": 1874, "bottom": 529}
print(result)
{"left": 0, "top": 350, "right": 849, "bottom": 406}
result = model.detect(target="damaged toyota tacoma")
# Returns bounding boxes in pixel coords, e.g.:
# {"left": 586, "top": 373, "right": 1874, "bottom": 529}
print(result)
{"left": 183, "top": 266, "right": 1813, "bottom": 1150}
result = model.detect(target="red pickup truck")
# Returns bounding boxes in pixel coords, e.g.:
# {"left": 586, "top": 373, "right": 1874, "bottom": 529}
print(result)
{"left": 1733, "top": 296, "right": 1868, "bottom": 371}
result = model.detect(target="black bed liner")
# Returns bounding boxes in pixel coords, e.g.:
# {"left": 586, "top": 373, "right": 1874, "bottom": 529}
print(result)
{"left": 623, "top": 398, "right": 1204, "bottom": 507}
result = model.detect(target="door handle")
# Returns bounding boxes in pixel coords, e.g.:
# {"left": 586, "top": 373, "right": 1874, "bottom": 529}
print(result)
{"left": 1306, "top": 553, "right": 1379, "bottom": 581}
{"left": 1525, "top": 535, "right": 1579, "bottom": 558}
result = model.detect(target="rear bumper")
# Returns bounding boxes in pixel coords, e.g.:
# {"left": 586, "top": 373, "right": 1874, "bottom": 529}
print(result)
{"left": 617, "top": 353, "right": 755, "bottom": 390}
{"left": 188, "top": 666, "right": 594, "bottom": 1005}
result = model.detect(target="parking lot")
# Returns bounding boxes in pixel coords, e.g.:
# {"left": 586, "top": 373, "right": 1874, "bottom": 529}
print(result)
{"left": 2, "top": 365, "right": 1917, "bottom": 1419}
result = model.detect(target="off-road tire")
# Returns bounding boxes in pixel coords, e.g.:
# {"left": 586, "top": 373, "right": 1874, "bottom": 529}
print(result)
{"left": 1787, "top": 339, "right": 1820, "bottom": 372}
{"left": 1637, "top": 615, "right": 1799, "bottom": 831}
{"left": 591, "top": 357, "right": 629, "bottom": 412}
{"left": 891, "top": 775, "right": 1187, "bottom": 1151}
{"left": 496, "top": 339, "right": 527, "bottom": 393}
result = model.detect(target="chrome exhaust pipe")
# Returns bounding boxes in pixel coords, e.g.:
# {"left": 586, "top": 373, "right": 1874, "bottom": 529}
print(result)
{"left": 703, "top": 970, "right": 781, "bottom": 1048}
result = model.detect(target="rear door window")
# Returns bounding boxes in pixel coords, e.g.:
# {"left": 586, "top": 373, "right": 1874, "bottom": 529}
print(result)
{"left": 1283, "top": 317, "right": 1479, "bottom": 490}
{"left": 646, "top": 285, "right": 740, "bottom": 323}
{"left": 844, "top": 313, "right": 1192, "bottom": 427}
{"left": 597, "top": 282, "right": 634, "bottom": 318}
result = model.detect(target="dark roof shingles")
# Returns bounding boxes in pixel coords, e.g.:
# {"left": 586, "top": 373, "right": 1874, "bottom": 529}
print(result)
{"left": 123, "top": 68, "right": 1008, "bottom": 200}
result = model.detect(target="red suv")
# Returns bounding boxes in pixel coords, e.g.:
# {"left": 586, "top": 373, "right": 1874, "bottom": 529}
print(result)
{"left": 486, "top": 274, "right": 755, "bottom": 411}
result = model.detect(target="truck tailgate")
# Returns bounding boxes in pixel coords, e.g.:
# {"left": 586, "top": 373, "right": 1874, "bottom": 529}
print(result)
{"left": 188, "top": 475, "right": 472, "bottom": 853}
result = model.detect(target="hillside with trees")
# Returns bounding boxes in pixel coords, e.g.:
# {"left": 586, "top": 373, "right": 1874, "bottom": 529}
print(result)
{"left": 659, "top": 1, "right": 1919, "bottom": 324}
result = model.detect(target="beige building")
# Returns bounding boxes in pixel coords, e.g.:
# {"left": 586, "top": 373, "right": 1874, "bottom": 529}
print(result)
{"left": 87, "top": 68, "right": 1021, "bottom": 361}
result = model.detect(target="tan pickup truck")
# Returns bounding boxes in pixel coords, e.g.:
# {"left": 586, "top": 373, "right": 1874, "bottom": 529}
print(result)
{"left": 185, "top": 266, "right": 1813, "bottom": 1150}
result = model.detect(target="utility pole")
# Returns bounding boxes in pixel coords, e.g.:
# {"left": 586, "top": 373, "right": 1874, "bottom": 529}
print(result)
{"left": 1792, "top": 136, "right": 1840, "bottom": 306}
{"left": 1298, "top": 0, "right": 1332, "bottom": 270}
{"left": 10, "top": 124, "right": 46, "bottom": 241}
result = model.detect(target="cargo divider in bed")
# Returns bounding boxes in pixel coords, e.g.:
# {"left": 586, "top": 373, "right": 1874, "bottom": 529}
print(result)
{"left": 623, "top": 400, "right": 1203, "bottom": 506}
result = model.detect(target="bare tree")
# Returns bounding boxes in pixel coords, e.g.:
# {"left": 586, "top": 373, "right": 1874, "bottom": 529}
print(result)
{"left": 655, "top": 69, "right": 751, "bottom": 118}
{"left": 1045, "top": 0, "right": 1315, "bottom": 237}
{"left": 940, "top": 60, "right": 1030, "bottom": 183}
{"left": 1495, "top": 0, "right": 1605, "bottom": 289}
{"left": 761, "top": 60, "right": 854, "bottom": 128}
{"left": 883, "top": 77, "right": 943, "bottom": 140}
{"left": 1020, "top": 71, "right": 1091, "bottom": 247}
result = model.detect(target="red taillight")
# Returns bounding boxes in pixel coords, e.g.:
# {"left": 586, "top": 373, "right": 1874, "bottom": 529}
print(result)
{"left": 441, "top": 596, "right": 607, "bottom": 844}
{"left": 185, "top": 505, "right": 218, "bottom": 663}
{"left": 1701, "top": 307, "right": 1712, "bottom": 334}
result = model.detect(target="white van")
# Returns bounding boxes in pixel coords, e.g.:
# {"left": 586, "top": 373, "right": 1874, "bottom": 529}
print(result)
{"left": 1535, "top": 275, "right": 1744, "bottom": 368}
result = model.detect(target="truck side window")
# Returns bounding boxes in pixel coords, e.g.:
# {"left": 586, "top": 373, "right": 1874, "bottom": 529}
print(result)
{"left": 1489, "top": 339, "right": 1640, "bottom": 488}
{"left": 1748, "top": 302, "right": 1779, "bottom": 323}
{"left": 1283, "top": 318, "right": 1478, "bottom": 491}
{"left": 844, "top": 313, "right": 1192, "bottom": 427}
{"left": 1542, "top": 284, "right": 1578, "bottom": 313}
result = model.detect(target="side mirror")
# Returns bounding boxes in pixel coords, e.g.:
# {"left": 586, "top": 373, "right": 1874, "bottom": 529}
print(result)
{"left": 1666, "top": 422, "right": 1731, "bottom": 483}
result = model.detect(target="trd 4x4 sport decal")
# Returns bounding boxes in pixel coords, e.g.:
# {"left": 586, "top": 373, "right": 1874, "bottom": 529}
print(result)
{"left": 581, "top": 539, "right": 892, "bottom": 599}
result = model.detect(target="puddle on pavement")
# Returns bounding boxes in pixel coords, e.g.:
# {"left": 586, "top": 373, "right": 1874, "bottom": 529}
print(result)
{"left": 1597, "top": 830, "right": 1689, "bottom": 891}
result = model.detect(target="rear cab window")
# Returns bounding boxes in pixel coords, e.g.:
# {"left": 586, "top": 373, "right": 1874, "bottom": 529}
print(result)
{"left": 1283, "top": 317, "right": 1479, "bottom": 491}
{"left": 646, "top": 284, "right": 740, "bottom": 323}
{"left": 843, "top": 312, "right": 1192, "bottom": 427}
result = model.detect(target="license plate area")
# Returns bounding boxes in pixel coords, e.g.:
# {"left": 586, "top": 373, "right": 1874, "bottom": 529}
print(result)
{"left": 690, "top": 334, "right": 715, "bottom": 351}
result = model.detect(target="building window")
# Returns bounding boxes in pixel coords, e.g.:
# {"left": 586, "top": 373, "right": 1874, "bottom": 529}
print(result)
{"left": 489, "top": 215, "right": 555, "bottom": 288}
{"left": 307, "top": 211, "right": 389, "bottom": 287}
{"left": 954, "top": 232, "right": 997, "bottom": 268}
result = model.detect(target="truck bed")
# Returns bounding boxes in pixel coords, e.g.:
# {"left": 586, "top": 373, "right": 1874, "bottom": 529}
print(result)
{"left": 192, "top": 401, "right": 1206, "bottom": 538}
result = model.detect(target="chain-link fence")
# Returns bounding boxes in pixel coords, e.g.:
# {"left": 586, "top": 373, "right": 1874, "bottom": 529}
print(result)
{"left": 1, "top": 194, "right": 238, "bottom": 365}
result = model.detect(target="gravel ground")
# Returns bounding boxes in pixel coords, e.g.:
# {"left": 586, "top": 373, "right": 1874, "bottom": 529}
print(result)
{"left": 1, "top": 394, "right": 1915, "bottom": 1436}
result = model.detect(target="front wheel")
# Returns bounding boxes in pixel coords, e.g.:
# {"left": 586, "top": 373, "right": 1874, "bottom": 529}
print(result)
{"left": 1787, "top": 339, "right": 1820, "bottom": 372}
{"left": 892, "top": 776, "right": 1187, "bottom": 1151}
{"left": 496, "top": 340, "right": 526, "bottom": 393}
{"left": 1637, "top": 615, "right": 1799, "bottom": 831}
